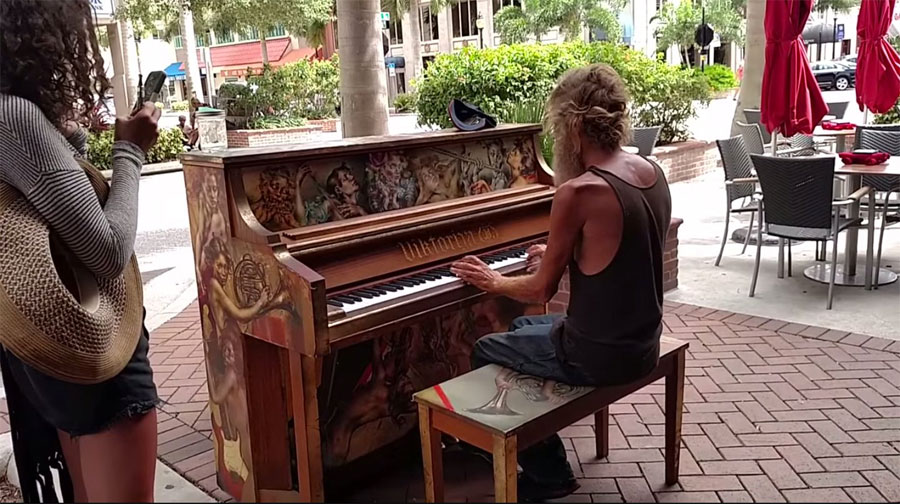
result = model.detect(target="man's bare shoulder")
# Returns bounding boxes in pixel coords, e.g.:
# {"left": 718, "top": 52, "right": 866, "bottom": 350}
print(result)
{"left": 557, "top": 172, "right": 615, "bottom": 198}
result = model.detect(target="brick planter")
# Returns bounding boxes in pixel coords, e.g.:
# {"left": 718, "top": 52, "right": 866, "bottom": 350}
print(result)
{"left": 226, "top": 124, "right": 324, "bottom": 149}
{"left": 308, "top": 118, "right": 338, "bottom": 133}
{"left": 549, "top": 217, "right": 683, "bottom": 313}
{"left": 653, "top": 140, "right": 719, "bottom": 183}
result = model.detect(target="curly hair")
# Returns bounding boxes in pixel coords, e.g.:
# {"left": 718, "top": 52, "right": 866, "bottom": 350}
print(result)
{"left": 546, "top": 63, "right": 632, "bottom": 153}
{"left": 0, "top": 0, "right": 111, "bottom": 126}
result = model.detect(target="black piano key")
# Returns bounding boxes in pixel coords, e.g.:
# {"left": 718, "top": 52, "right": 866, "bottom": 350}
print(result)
{"left": 358, "top": 288, "right": 382, "bottom": 296}
{"left": 352, "top": 290, "right": 375, "bottom": 299}
{"left": 380, "top": 284, "right": 401, "bottom": 291}
{"left": 395, "top": 279, "right": 416, "bottom": 287}
{"left": 335, "top": 295, "right": 357, "bottom": 303}
{"left": 369, "top": 286, "right": 390, "bottom": 294}
{"left": 418, "top": 273, "right": 440, "bottom": 281}
{"left": 327, "top": 299, "right": 343, "bottom": 307}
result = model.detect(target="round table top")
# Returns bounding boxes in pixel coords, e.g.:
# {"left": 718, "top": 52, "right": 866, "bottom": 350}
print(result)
{"left": 814, "top": 126, "right": 856, "bottom": 137}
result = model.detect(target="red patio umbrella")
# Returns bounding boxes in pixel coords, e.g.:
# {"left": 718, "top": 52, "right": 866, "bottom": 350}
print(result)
{"left": 760, "top": 0, "right": 828, "bottom": 138}
{"left": 855, "top": 0, "right": 900, "bottom": 114}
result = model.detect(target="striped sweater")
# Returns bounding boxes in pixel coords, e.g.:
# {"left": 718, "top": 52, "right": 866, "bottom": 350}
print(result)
{"left": 0, "top": 93, "right": 144, "bottom": 279}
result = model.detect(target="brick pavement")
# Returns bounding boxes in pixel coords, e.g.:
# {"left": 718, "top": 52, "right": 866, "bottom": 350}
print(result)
{"left": 2, "top": 300, "right": 899, "bottom": 502}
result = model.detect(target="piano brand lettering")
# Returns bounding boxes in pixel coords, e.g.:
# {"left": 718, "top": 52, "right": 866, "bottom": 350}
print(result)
{"left": 399, "top": 225, "right": 500, "bottom": 261}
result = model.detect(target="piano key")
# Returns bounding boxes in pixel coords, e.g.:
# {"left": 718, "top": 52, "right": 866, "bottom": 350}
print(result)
{"left": 335, "top": 295, "right": 356, "bottom": 303}
{"left": 352, "top": 290, "right": 375, "bottom": 299}
{"left": 327, "top": 299, "right": 343, "bottom": 307}
{"left": 334, "top": 251, "right": 528, "bottom": 315}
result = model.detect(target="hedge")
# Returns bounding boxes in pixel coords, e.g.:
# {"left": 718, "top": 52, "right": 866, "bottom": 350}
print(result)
{"left": 87, "top": 127, "right": 184, "bottom": 170}
{"left": 415, "top": 42, "right": 710, "bottom": 144}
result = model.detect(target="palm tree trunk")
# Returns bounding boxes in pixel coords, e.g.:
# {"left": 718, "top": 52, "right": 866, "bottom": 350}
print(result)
{"left": 731, "top": 0, "right": 766, "bottom": 135}
{"left": 180, "top": 0, "right": 205, "bottom": 102}
{"left": 401, "top": 0, "right": 424, "bottom": 90}
{"left": 260, "top": 29, "right": 269, "bottom": 64}
{"left": 337, "top": 0, "right": 390, "bottom": 137}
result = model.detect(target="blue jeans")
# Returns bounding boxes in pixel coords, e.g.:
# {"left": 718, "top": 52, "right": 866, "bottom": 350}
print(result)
{"left": 471, "top": 314, "right": 586, "bottom": 485}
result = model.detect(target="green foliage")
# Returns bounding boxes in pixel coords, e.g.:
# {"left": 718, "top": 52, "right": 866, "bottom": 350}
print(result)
{"left": 873, "top": 104, "right": 900, "bottom": 125}
{"left": 247, "top": 116, "right": 308, "bottom": 129}
{"left": 695, "top": 64, "right": 737, "bottom": 92}
{"left": 654, "top": 0, "right": 745, "bottom": 63}
{"left": 393, "top": 93, "right": 419, "bottom": 113}
{"left": 171, "top": 100, "right": 190, "bottom": 112}
{"left": 87, "top": 128, "right": 184, "bottom": 170}
{"left": 813, "top": 0, "right": 859, "bottom": 13}
{"left": 492, "top": 0, "right": 625, "bottom": 45}
{"left": 207, "top": 0, "right": 332, "bottom": 46}
{"left": 218, "top": 57, "right": 340, "bottom": 128}
{"left": 415, "top": 42, "right": 710, "bottom": 144}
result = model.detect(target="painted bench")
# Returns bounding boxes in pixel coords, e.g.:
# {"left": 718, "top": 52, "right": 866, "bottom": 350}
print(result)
{"left": 414, "top": 336, "right": 689, "bottom": 502}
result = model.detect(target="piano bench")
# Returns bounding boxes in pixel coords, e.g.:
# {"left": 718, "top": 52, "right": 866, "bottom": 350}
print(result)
{"left": 413, "top": 336, "right": 688, "bottom": 503}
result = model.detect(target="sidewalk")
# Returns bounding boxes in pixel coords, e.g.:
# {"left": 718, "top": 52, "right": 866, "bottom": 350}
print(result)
{"left": 47, "top": 299, "right": 895, "bottom": 502}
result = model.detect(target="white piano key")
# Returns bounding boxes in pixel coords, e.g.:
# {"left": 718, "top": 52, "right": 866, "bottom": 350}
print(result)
{"left": 337, "top": 252, "right": 527, "bottom": 315}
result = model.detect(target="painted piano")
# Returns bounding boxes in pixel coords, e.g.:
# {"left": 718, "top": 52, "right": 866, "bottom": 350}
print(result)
{"left": 181, "top": 124, "right": 554, "bottom": 501}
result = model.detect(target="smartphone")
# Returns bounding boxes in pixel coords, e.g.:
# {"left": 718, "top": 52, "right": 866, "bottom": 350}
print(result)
{"left": 132, "top": 70, "right": 167, "bottom": 115}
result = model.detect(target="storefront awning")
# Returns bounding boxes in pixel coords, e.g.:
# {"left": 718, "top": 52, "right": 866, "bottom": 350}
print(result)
{"left": 164, "top": 62, "right": 185, "bottom": 81}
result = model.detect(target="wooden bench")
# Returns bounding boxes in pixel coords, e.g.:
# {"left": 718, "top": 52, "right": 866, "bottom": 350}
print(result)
{"left": 414, "top": 336, "right": 688, "bottom": 502}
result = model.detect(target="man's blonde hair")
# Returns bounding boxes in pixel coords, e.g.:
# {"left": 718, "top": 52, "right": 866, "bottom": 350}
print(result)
{"left": 546, "top": 63, "right": 631, "bottom": 152}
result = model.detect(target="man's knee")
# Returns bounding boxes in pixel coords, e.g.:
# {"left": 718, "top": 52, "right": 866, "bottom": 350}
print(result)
{"left": 471, "top": 333, "right": 504, "bottom": 369}
{"left": 508, "top": 315, "right": 533, "bottom": 331}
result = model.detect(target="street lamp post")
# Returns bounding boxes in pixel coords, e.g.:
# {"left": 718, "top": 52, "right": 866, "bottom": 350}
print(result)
{"left": 475, "top": 14, "right": 485, "bottom": 49}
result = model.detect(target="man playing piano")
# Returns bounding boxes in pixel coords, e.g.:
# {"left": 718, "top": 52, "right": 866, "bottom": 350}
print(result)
{"left": 451, "top": 63, "right": 673, "bottom": 501}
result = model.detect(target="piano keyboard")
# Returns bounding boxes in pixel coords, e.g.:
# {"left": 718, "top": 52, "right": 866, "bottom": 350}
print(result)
{"left": 327, "top": 247, "right": 529, "bottom": 316}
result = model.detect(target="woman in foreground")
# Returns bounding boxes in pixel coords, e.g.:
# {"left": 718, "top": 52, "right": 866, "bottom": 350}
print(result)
{"left": 0, "top": 0, "right": 160, "bottom": 500}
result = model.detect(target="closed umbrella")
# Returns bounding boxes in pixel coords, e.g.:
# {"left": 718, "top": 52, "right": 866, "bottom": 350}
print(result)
{"left": 760, "top": 0, "right": 828, "bottom": 140}
{"left": 856, "top": 0, "right": 900, "bottom": 114}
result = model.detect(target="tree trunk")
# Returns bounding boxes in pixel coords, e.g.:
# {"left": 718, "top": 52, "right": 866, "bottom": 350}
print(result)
{"left": 121, "top": 19, "right": 140, "bottom": 107}
{"left": 731, "top": 0, "right": 766, "bottom": 135}
{"left": 401, "top": 0, "right": 424, "bottom": 90}
{"left": 337, "top": 0, "right": 390, "bottom": 137}
{"left": 260, "top": 30, "right": 269, "bottom": 64}
{"left": 180, "top": 1, "right": 205, "bottom": 103}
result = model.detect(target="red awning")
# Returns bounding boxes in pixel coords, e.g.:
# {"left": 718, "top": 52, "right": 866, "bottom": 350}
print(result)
{"left": 856, "top": 0, "right": 900, "bottom": 114}
{"left": 760, "top": 0, "right": 827, "bottom": 137}
{"left": 209, "top": 38, "right": 291, "bottom": 68}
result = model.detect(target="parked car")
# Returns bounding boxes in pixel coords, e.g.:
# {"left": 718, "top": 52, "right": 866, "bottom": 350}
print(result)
{"left": 810, "top": 61, "right": 855, "bottom": 90}
{"left": 840, "top": 55, "right": 857, "bottom": 69}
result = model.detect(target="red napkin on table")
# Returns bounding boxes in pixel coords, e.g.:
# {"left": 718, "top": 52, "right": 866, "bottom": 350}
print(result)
{"left": 838, "top": 151, "right": 890, "bottom": 165}
{"left": 821, "top": 121, "right": 857, "bottom": 130}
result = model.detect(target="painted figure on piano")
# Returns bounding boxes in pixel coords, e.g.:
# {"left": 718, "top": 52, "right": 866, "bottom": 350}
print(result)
{"left": 241, "top": 135, "right": 541, "bottom": 231}
{"left": 451, "top": 63, "right": 673, "bottom": 501}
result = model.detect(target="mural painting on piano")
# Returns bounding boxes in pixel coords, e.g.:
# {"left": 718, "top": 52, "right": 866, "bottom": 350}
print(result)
{"left": 321, "top": 297, "right": 542, "bottom": 467}
{"left": 186, "top": 168, "right": 304, "bottom": 500}
{"left": 243, "top": 135, "right": 539, "bottom": 231}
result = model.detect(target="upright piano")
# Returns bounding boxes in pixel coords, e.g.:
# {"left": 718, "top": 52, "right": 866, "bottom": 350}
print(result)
{"left": 181, "top": 124, "right": 554, "bottom": 501}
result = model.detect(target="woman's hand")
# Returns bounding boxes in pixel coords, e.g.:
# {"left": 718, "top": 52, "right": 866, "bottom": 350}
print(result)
{"left": 115, "top": 102, "right": 161, "bottom": 153}
{"left": 526, "top": 244, "right": 547, "bottom": 273}
{"left": 451, "top": 255, "right": 502, "bottom": 291}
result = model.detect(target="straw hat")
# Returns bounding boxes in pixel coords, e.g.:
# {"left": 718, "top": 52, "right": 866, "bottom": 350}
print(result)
{"left": 0, "top": 161, "right": 143, "bottom": 384}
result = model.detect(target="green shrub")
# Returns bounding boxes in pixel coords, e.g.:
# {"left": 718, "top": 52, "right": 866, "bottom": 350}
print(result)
{"left": 247, "top": 116, "right": 308, "bottom": 129}
{"left": 171, "top": 100, "right": 189, "bottom": 112}
{"left": 695, "top": 64, "right": 738, "bottom": 92}
{"left": 87, "top": 128, "right": 184, "bottom": 170}
{"left": 415, "top": 42, "right": 709, "bottom": 144}
{"left": 873, "top": 104, "right": 900, "bottom": 124}
{"left": 393, "top": 92, "right": 418, "bottom": 113}
{"left": 502, "top": 100, "right": 553, "bottom": 164}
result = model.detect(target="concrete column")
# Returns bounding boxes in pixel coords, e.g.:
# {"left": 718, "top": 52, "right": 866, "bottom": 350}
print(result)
{"left": 105, "top": 23, "right": 130, "bottom": 116}
{"left": 477, "top": 0, "right": 493, "bottom": 48}
{"left": 438, "top": 5, "right": 452, "bottom": 53}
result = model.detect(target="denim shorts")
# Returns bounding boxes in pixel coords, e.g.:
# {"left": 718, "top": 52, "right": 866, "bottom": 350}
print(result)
{"left": 2, "top": 310, "right": 159, "bottom": 437}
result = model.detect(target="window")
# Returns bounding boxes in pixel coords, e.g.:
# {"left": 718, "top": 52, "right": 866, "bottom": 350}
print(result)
{"left": 173, "top": 35, "right": 183, "bottom": 49}
{"left": 268, "top": 25, "right": 286, "bottom": 38}
{"left": 237, "top": 28, "right": 259, "bottom": 42}
{"left": 420, "top": 6, "right": 439, "bottom": 41}
{"left": 389, "top": 18, "right": 403, "bottom": 45}
{"left": 216, "top": 29, "right": 235, "bottom": 44}
{"left": 452, "top": 0, "right": 478, "bottom": 38}
{"left": 492, "top": 0, "right": 520, "bottom": 13}
{"left": 656, "top": 0, "right": 663, "bottom": 11}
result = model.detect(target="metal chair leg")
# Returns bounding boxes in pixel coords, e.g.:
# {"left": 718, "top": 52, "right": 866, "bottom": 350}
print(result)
{"left": 828, "top": 232, "right": 840, "bottom": 310}
{"left": 750, "top": 208, "right": 764, "bottom": 297}
{"left": 715, "top": 205, "right": 731, "bottom": 267}
{"left": 741, "top": 210, "right": 755, "bottom": 255}
{"left": 787, "top": 240, "right": 793, "bottom": 277}
{"left": 777, "top": 238, "right": 785, "bottom": 279}
{"left": 875, "top": 192, "right": 893, "bottom": 289}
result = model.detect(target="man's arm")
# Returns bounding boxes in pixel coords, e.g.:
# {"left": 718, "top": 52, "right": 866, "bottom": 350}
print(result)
{"left": 451, "top": 182, "right": 584, "bottom": 304}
